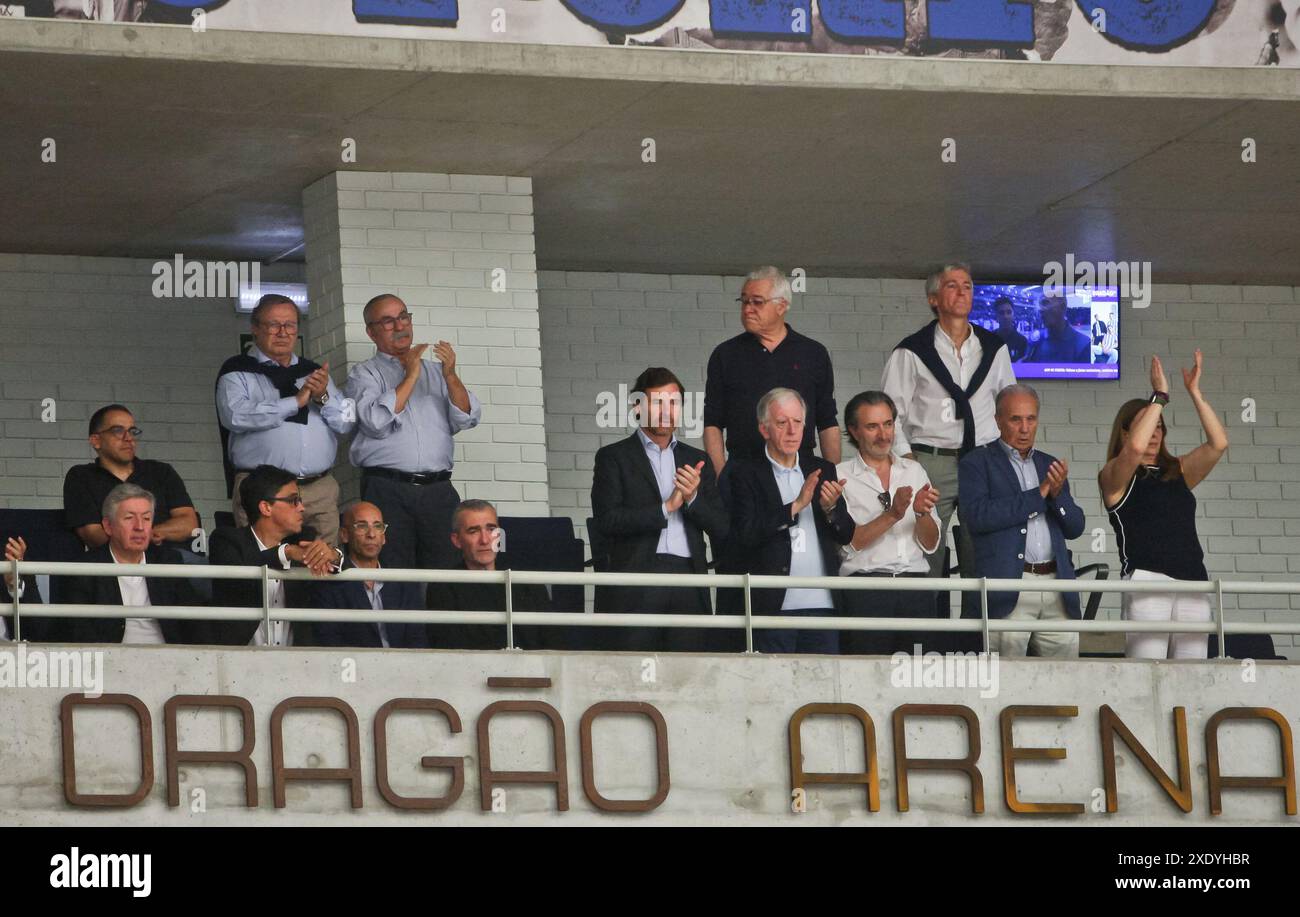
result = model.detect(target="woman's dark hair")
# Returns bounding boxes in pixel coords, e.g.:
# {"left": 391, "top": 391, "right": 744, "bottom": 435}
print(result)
{"left": 1105, "top": 398, "right": 1181, "bottom": 481}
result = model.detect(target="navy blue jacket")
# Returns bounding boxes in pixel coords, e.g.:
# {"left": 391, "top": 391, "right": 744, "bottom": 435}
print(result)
{"left": 308, "top": 561, "right": 428, "bottom": 649}
{"left": 957, "top": 441, "right": 1086, "bottom": 619}
{"left": 728, "top": 453, "right": 853, "bottom": 616}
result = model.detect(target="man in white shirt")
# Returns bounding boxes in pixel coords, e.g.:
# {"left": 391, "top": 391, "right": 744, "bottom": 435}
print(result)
{"left": 881, "top": 261, "right": 1016, "bottom": 590}
{"left": 61, "top": 484, "right": 209, "bottom": 645}
{"left": 825, "top": 392, "right": 942, "bottom": 655}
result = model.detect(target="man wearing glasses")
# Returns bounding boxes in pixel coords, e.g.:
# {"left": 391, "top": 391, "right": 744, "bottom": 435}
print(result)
{"left": 216, "top": 293, "right": 355, "bottom": 546}
{"left": 307, "top": 502, "right": 428, "bottom": 649}
{"left": 346, "top": 293, "right": 481, "bottom": 572}
{"left": 702, "top": 266, "right": 840, "bottom": 633}
{"left": 703, "top": 265, "right": 840, "bottom": 477}
{"left": 209, "top": 465, "right": 340, "bottom": 647}
{"left": 63, "top": 404, "right": 199, "bottom": 550}
{"left": 830, "top": 391, "right": 942, "bottom": 656}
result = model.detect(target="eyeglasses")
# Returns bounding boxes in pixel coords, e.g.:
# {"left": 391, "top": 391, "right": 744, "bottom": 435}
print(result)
{"left": 736, "top": 297, "right": 782, "bottom": 308}
{"left": 350, "top": 522, "right": 389, "bottom": 534}
{"left": 259, "top": 321, "right": 299, "bottom": 335}
{"left": 366, "top": 311, "right": 413, "bottom": 331}
{"left": 267, "top": 494, "right": 303, "bottom": 506}
{"left": 877, "top": 491, "right": 892, "bottom": 511}
{"left": 96, "top": 426, "right": 142, "bottom": 439}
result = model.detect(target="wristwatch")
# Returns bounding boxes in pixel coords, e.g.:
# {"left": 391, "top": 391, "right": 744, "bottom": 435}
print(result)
{"left": 314, "top": 392, "right": 330, "bottom": 406}
{"left": 1150, "top": 391, "right": 1169, "bottom": 407}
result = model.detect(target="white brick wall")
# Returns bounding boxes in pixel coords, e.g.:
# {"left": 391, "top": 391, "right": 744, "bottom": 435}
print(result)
{"left": 302, "top": 172, "right": 547, "bottom": 516}
{"left": 539, "top": 271, "right": 1300, "bottom": 655}
{"left": 0, "top": 253, "right": 292, "bottom": 524}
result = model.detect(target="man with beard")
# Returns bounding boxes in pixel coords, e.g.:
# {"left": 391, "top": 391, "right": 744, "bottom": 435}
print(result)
{"left": 830, "top": 391, "right": 942, "bottom": 655}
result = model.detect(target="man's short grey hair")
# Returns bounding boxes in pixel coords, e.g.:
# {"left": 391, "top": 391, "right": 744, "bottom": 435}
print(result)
{"left": 744, "top": 266, "right": 792, "bottom": 305}
{"left": 452, "top": 498, "right": 497, "bottom": 532}
{"left": 756, "top": 387, "right": 807, "bottom": 425}
{"left": 995, "top": 383, "right": 1040, "bottom": 415}
{"left": 102, "top": 483, "right": 155, "bottom": 521}
{"left": 924, "top": 262, "right": 973, "bottom": 314}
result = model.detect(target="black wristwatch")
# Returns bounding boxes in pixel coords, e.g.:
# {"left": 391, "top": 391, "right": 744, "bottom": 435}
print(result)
{"left": 1150, "top": 391, "right": 1169, "bottom": 407}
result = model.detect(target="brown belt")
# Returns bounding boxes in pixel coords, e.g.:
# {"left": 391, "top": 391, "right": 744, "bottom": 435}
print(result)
{"left": 1023, "top": 561, "right": 1057, "bottom": 575}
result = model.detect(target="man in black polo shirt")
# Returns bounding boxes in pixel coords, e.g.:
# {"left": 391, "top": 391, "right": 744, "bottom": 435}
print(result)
{"left": 63, "top": 404, "right": 199, "bottom": 550}
{"left": 703, "top": 266, "right": 840, "bottom": 476}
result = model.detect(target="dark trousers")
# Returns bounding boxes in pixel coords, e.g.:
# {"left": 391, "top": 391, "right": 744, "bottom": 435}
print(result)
{"left": 841, "top": 572, "right": 935, "bottom": 656}
{"left": 756, "top": 607, "right": 839, "bottom": 655}
{"left": 361, "top": 473, "right": 461, "bottom": 571}
{"left": 608, "top": 554, "right": 710, "bottom": 654}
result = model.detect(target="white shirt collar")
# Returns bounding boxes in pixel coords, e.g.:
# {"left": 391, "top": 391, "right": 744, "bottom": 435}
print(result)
{"left": 109, "top": 546, "right": 146, "bottom": 567}
{"left": 765, "top": 446, "right": 801, "bottom": 475}
{"left": 637, "top": 428, "right": 677, "bottom": 452}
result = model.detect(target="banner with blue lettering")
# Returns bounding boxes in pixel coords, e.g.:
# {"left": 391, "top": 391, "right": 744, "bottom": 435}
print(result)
{"left": 1, "top": 0, "right": 1294, "bottom": 67}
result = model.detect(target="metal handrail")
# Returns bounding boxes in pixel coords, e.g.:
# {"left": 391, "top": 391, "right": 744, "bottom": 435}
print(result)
{"left": 7, "top": 558, "right": 1300, "bottom": 651}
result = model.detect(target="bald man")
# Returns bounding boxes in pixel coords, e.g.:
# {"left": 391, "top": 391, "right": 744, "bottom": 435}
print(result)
{"left": 307, "top": 502, "right": 428, "bottom": 649}
{"left": 346, "top": 293, "right": 481, "bottom": 573}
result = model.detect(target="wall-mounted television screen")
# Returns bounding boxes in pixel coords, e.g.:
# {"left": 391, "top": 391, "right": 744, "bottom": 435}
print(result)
{"left": 972, "top": 283, "right": 1120, "bottom": 381}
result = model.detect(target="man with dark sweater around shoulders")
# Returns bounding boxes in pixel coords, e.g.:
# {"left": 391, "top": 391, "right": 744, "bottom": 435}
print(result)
{"left": 63, "top": 404, "right": 199, "bottom": 551}
{"left": 308, "top": 501, "right": 426, "bottom": 649}
{"left": 591, "top": 366, "right": 730, "bottom": 653}
{"left": 61, "top": 484, "right": 210, "bottom": 645}
{"left": 208, "top": 465, "right": 340, "bottom": 647}
{"left": 881, "top": 261, "right": 1016, "bottom": 582}
{"left": 427, "top": 499, "right": 552, "bottom": 651}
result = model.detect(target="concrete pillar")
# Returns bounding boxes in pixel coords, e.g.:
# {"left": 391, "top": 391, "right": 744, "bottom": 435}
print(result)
{"left": 302, "top": 171, "right": 547, "bottom": 516}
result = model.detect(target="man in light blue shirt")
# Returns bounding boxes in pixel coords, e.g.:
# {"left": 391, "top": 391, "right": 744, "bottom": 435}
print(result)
{"left": 346, "top": 293, "right": 482, "bottom": 570}
{"left": 957, "top": 383, "right": 1085, "bottom": 658}
{"left": 216, "top": 294, "right": 356, "bottom": 546}
{"left": 728, "top": 388, "right": 852, "bottom": 654}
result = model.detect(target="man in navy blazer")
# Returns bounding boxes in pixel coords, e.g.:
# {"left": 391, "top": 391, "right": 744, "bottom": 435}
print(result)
{"left": 957, "top": 384, "right": 1085, "bottom": 657}
{"left": 729, "top": 387, "right": 853, "bottom": 654}
{"left": 309, "top": 502, "right": 427, "bottom": 649}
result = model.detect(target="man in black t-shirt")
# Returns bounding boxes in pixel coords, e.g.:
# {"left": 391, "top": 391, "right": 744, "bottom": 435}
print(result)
{"left": 63, "top": 404, "right": 199, "bottom": 550}
{"left": 702, "top": 266, "right": 840, "bottom": 476}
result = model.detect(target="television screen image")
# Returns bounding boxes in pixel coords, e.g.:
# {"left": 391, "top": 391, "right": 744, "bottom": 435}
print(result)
{"left": 972, "top": 283, "right": 1120, "bottom": 381}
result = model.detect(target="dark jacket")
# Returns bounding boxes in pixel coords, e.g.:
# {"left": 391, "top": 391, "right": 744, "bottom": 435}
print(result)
{"left": 208, "top": 525, "right": 321, "bottom": 645}
{"left": 427, "top": 557, "right": 553, "bottom": 650}
{"left": 307, "top": 559, "right": 428, "bottom": 649}
{"left": 728, "top": 453, "right": 853, "bottom": 616}
{"left": 1, "top": 574, "right": 45, "bottom": 641}
{"left": 60, "top": 544, "right": 210, "bottom": 645}
{"left": 957, "top": 442, "right": 1086, "bottom": 619}
{"left": 590, "top": 433, "right": 729, "bottom": 614}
